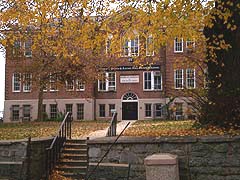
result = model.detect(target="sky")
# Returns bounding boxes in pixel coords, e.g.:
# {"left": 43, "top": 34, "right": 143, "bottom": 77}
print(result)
{"left": 0, "top": 51, "right": 5, "bottom": 116}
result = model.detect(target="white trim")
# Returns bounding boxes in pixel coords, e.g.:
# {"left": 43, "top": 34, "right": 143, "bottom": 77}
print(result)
{"left": 22, "top": 73, "right": 32, "bottom": 92}
{"left": 143, "top": 71, "right": 162, "bottom": 91}
{"left": 186, "top": 68, "right": 196, "bottom": 89}
{"left": 98, "top": 72, "right": 116, "bottom": 92}
{"left": 146, "top": 35, "right": 154, "bottom": 56}
{"left": 12, "top": 73, "right": 21, "bottom": 92}
{"left": 121, "top": 36, "right": 139, "bottom": 57}
{"left": 24, "top": 39, "right": 32, "bottom": 57}
{"left": 121, "top": 92, "right": 138, "bottom": 102}
{"left": 174, "top": 69, "right": 184, "bottom": 89}
{"left": 174, "top": 38, "right": 184, "bottom": 53}
{"left": 65, "top": 80, "right": 75, "bottom": 91}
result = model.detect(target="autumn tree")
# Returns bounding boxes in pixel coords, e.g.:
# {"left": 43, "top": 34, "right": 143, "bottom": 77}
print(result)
{"left": 201, "top": 0, "right": 240, "bottom": 127}
{"left": 0, "top": 0, "right": 115, "bottom": 120}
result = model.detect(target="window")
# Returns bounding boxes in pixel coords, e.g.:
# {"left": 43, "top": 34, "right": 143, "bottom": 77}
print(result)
{"left": 122, "top": 37, "right": 139, "bottom": 57}
{"left": 66, "top": 104, "right": 73, "bottom": 114}
{"left": 11, "top": 105, "right": 20, "bottom": 121}
{"left": 77, "top": 104, "right": 84, "bottom": 120}
{"left": 174, "top": 38, "right": 183, "bottom": 53}
{"left": 66, "top": 80, "right": 74, "bottom": 91}
{"left": 146, "top": 36, "right": 154, "bottom": 56}
{"left": 24, "top": 39, "right": 32, "bottom": 57}
{"left": 186, "top": 69, "right": 196, "bottom": 89}
{"left": 49, "top": 74, "right": 58, "bottom": 91}
{"left": 13, "top": 40, "right": 21, "bottom": 57}
{"left": 145, "top": 104, "right": 152, "bottom": 117}
{"left": 76, "top": 80, "right": 85, "bottom": 91}
{"left": 23, "top": 105, "right": 31, "bottom": 121}
{"left": 23, "top": 73, "right": 32, "bottom": 92}
{"left": 175, "top": 103, "right": 183, "bottom": 119}
{"left": 144, "top": 71, "right": 162, "bottom": 91}
{"left": 50, "top": 104, "right": 58, "bottom": 120}
{"left": 98, "top": 72, "right": 116, "bottom": 91}
{"left": 154, "top": 104, "right": 162, "bottom": 117}
{"left": 109, "top": 104, "right": 115, "bottom": 117}
{"left": 99, "top": 104, "right": 105, "bottom": 117}
{"left": 174, "top": 69, "right": 184, "bottom": 89}
{"left": 12, "top": 73, "right": 21, "bottom": 92}
{"left": 186, "top": 39, "right": 195, "bottom": 49}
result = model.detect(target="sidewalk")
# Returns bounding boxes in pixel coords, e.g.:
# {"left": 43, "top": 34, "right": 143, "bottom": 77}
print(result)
{"left": 87, "top": 120, "right": 136, "bottom": 139}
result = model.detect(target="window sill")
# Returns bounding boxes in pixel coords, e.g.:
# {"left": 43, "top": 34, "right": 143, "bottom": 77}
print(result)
{"left": 23, "top": 91, "right": 31, "bottom": 93}
{"left": 76, "top": 89, "right": 85, "bottom": 91}
{"left": 12, "top": 91, "right": 21, "bottom": 93}
{"left": 174, "top": 51, "right": 183, "bottom": 53}
{"left": 49, "top": 90, "right": 59, "bottom": 92}
{"left": 143, "top": 89, "right": 162, "bottom": 92}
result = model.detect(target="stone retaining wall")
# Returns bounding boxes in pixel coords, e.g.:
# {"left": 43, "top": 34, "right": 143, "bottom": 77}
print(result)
{"left": 0, "top": 137, "right": 53, "bottom": 180}
{"left": 87, "top": 136, "right": 240, "bottom": 180}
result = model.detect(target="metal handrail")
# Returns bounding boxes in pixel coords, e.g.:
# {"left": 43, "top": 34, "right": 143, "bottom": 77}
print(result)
{"left": 86, "top": 121, "right": 131, "bottom": 180}
{"left": 45, "top": 112, "right": 72, "bottom": 180}
{"left": 107, "top": 112, "right": 118, "bottom": 136}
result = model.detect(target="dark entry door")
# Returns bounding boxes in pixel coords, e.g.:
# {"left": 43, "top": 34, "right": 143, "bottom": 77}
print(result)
{"left": 122, "top": 102, "right": 138, "bottom": 120}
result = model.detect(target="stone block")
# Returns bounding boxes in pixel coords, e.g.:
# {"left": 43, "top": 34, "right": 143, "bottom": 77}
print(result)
{"left": 144, "top": 153, "right": 179, "bottom": 180}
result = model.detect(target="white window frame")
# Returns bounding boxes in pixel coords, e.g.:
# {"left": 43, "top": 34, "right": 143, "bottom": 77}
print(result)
{"left": 23, "top": 73, "right": 32, "bottom": 92}
{"left": 49, "top": 74, "right": 58, "bottom": 92}
{"left": 66, "top": 80, "right": 74, "bottom": 91}
{"left": 24, "top": 39, "right": 32, "bottom": 57}
{"left": 99, "top": 104, "right": 106, "bottom": 117}
{"left": 143, "top": 71, "right": 162, "bottom": 91}
{"left": 174, "top": 69, "right": 184, "bottom": 89}
{"left": 13, "top": 40, "right": 21, "bottom": 57}
{"left": 186, "top": 39, "right": 196, "bottom": 49}
{"left": 174, "top": 38, "right": 183, "bottom": 53}
{"left": 121, "top": 36, "right": 139, "bottom": 57}
{"left": 76, "top": 80, "right": 85, "bottom": 91}
{"left": 186, "top": 69, "right": 196, "bottom": 89}
{"left": 154, "top": 103, "right": 162, "bottom": 118}
{"left": 12, "top": 73, "right": 21, "bottom": 92}
{"left": 146, "top": 35, "right": 154, "bottom": 56}
{"left": 145, "top": 103, "right": 152, "bottom": 118}
{"left": 98, "top": 72, "right": 116, "bottom": 92}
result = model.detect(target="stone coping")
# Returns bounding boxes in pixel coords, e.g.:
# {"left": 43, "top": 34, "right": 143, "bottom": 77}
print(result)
{"left": 144, "top": 153, "right": 178, "bottom": 165}
{"left": 0, "top": 136, "right": 53, "bottom": 144}
{"left": 87, "top": 135, "right": 240, "bottom": 144}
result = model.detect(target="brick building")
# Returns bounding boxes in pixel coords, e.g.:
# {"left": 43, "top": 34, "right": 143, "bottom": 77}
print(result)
{"left": 4, "top": 36, "right": 204, "bottom": 122}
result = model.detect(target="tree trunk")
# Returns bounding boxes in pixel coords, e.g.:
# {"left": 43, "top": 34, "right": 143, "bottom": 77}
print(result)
{"left": 37, "top": 87, "right": 44, "bottom": 121}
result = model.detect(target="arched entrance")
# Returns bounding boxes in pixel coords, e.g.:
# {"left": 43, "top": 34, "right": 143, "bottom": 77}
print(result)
{"left": 121, "top": 92, "right": 138, "bottom": 120}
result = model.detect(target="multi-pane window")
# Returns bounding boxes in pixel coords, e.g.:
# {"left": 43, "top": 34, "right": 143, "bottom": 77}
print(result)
{"left": 186, "top": 39, "right": 195, "bottom": 49}
{"left": 99, "top": 104, "right": 105, "bottom": 117}
{"left": 49, "top": 74, "right": 58, "bottom": 91}
{"left": 98, "top": 72, "right": 116, "bottom": 91}
{"left": 175, "top": 103, "right": 183, "bottom": 118}
{"left": 186, "top": 69, "right": 196, "bottom": 89}
{"left": 154, "top": 104, "right": 162, "bottom": 117}
{"left": 106, "top": 39, "right": 111, "bottom": 54}
{"left": 174, "top": 38, "right": 183, "bottom": 52}
{"left": 12, "top": 73, "right": 21, "bottom": 92}
{"left": 174, "top": 69, "right": 184, "bottom": 89}
{"left": 23, "top": 73, "right": 32, "bottom": 92}
{"left": 24, "top": 39, "right": 32, "bottom": 57}
{"left": 77, "top": 104, "right": 84, "bottom": 120}
{"left": 146, "top": 36, "right": 154, "bottom": 56}
{"left": 66, "top": 80, "right": 74, "bottom": 91}
{"left": 144, "top": 71, "right": 162, "bottom": 90}
{"left": 145, "top": 104, "right": 152, "bottom": 117}
{"left": 11, "top": 105, "right": 20, "bottom": 121}
{"left": 13, "top": 40, "right": 21, "bottom": 57}
{"left": 109, "top": 104, "right": 115, "bottom": 117}
{"left": 66, "top": 104, "right": 73, "bottom": 115}
{"left": 23, "top": 105, "right": 31, "bottom": 121}
{"left": 76, "top": 80, "right": 85, "bottom": 91}
{"left": 122, "top": 37, "right": 139, "bottom": 57}
{"left": 50, "top": 104, "right": 58, "bottom": 120}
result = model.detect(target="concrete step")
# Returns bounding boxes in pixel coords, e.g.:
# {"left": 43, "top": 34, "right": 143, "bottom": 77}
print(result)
{"left": 62, "top": 153, "right": 88, "bottom": 160}
{"left": 62, "top": 148, "right": 87, "bottom": 154}
{"left": 59, "top": 159, "right": 88, "bottom": 166}
{"left": 59, "top": 171, "right": 86, "bottom": 179}
{"left": 56, "top": 165, "right": 87, "bottom": 173}
{"left": 66, "top": 139, "right": 87, "bottom": 144}
{"left": 65, "top": 143, "right": 88, "bottom": 149}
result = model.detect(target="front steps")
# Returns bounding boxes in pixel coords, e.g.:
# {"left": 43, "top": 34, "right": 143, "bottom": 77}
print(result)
{"left": 56, "top": 139, "right": 88, "bottom": 180}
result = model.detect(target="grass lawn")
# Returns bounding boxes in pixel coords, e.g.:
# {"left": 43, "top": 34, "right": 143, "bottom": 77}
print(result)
{"left": 124, "top": 120, "right": 240, "bottom": 137}
{"left": 0, "top": 121, "right": 109, "bottom": 140}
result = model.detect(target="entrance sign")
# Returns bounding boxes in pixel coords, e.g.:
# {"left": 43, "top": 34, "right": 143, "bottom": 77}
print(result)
{"left": 120, "top": 75, "right": 139, "bottom": 84}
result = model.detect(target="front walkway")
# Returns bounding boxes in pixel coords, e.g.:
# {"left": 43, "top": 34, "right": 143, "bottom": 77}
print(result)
{"left": 87, "top": 120, "right": 136, "bottom": 139}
